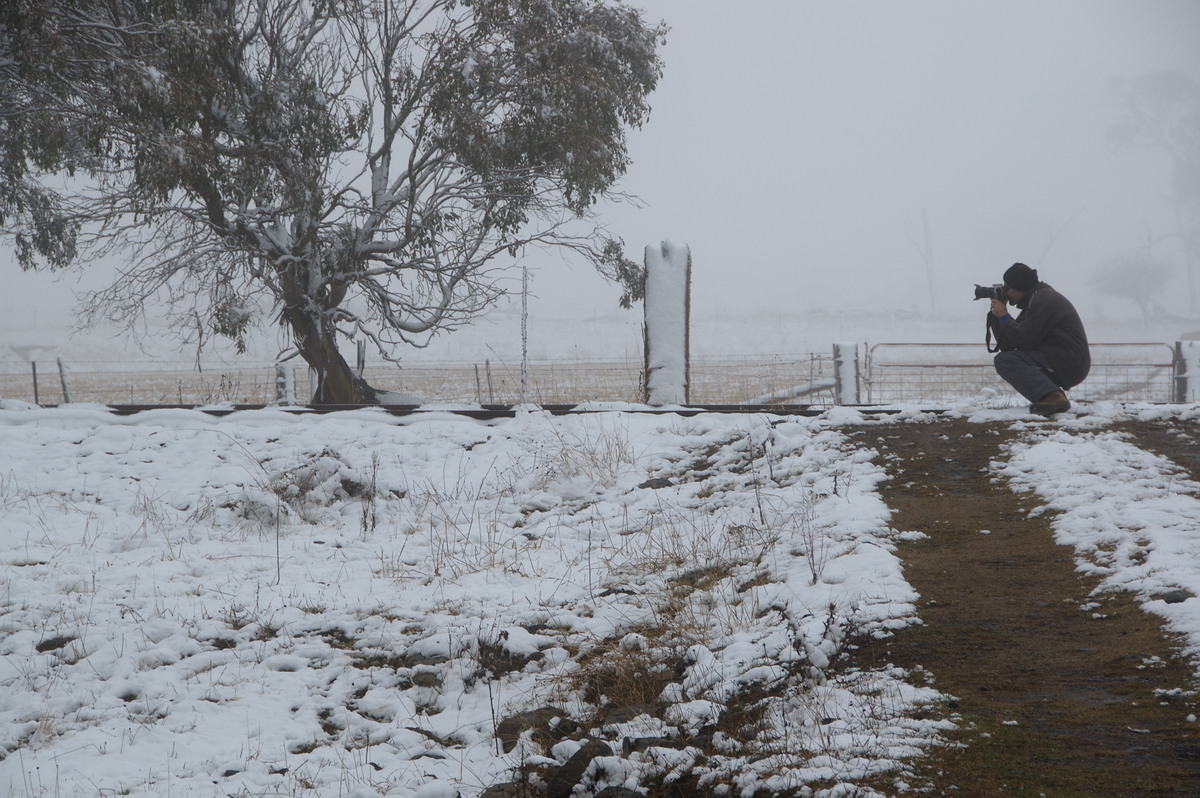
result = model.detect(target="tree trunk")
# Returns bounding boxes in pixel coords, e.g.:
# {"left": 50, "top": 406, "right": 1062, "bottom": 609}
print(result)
{"left": 279, "top": 266, "right": 381, "bottom": 405}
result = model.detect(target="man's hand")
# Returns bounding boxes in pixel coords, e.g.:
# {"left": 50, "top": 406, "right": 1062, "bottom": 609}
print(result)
{"left": 990, "top": 299, "right": 1009, "bottom": 318}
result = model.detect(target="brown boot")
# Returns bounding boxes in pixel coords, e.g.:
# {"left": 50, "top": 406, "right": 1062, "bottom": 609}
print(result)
{"left": 1030, "top": 390, "right": 1071, "bottom": 415}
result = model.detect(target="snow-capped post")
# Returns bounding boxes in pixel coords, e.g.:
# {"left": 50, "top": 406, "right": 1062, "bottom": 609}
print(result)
{"left": 275, "top": 364, "right": 296, "bottom": 405}
{"left": 1174, "top": 340, "right": 1200, "bottom": 402}
{"left": 833, "top": 342, "right": 860, "bottom": 404}
{"left": 643, "top": 240, "right": 691, "bottom": 405}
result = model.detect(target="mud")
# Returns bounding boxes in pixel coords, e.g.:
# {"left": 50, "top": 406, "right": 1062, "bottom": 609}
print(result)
{"left": 845, "top": 418, "right": 1200, "bottom": 797}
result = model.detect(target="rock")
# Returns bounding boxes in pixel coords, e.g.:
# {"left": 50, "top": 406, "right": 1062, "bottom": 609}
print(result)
{"left": 411, "top": 668, "right": 443, "bottom": 688}
{"left": 35, "top": 635, "right": 75, "bottom": 653}
{"left": 404, "top": 652, "right": 450, "bottom": 667}
{"left": 495, "top": 706, "right": 572, "bottom": 753}
{"left": 602, "top": 703, "right": 657, "bottom": 725}
{"left": 546, "top": 739, "right": 612, "bottom": 798}
{"left": 623, "top": 734, "right": 711, "bottom": 756}
{"left": 637, "top": 477, "right": 673, "bottom": 489}
{"left": 622, "top": 736, "right": 677, "bottom": 754}
{"left": 1151, "top": 589, "right": 1193, "bottom": 605}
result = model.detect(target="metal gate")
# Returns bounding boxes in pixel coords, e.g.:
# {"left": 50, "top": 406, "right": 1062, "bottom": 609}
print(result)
{"left": 864, "top": 342, "right": 1178, "bottom": 404}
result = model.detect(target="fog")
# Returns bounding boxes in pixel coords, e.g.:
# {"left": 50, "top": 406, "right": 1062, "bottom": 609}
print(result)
{"left": 588, "top": 0, "right": 1200, "bottom": 318}
{"left": 3, "top": 0, "right": 1199, "bottom": 363}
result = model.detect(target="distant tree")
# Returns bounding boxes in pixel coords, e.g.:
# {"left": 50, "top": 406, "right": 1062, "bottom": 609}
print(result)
{"left": 1092, "top": 248, "right": 1172, "bottom": 324}
{"left": 1107, "top": 70, "right": 1200, "bottom": 314}
{"left": 1, "top": 0, "right": 663, "bottom": 403}
{"left": 904, "top": 208, "right": 938, "bottom": 314}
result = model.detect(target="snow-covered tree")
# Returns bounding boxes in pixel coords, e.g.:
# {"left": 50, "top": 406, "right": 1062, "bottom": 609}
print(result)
{"left": 1108, "top": 70, "right": 1200, "bottom": 314}
{"left": 2, "top": 0, "right": 664, "bottom": 403}
{"left": 1, "top": 0, "right": 216, "bottom": 269}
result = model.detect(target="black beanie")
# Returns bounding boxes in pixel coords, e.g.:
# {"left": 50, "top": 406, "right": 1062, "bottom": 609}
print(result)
{"left": 1003, "top": 262, "right": 1039, "bottom": 292}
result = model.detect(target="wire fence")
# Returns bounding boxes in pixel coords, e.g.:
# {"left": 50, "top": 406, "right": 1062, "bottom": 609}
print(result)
{"left": 0, "top": 343, "right": 1183, "bottom": 407}
{"left": 0, "top": 353, "right": 840, "bottom": 406}
{"left": 864, "top": 343, "right": 1178, "bottom": 404}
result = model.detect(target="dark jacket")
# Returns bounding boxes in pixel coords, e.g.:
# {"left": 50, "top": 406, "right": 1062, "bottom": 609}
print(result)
{"left": 993, "top": 283, "right": 1090, "bottom": 388}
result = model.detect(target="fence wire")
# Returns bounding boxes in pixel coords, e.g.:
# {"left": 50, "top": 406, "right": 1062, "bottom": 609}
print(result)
{"left": 0, "top": 343, "right": 1180, "bottom": 406}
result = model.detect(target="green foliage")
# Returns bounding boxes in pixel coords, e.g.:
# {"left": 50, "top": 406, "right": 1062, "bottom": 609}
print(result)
{"left": 428, "top": 0, "right": 663, "bottom": 215}
{"left": 597, "top": 237, "right": 645, "bottom": 309}
{"left": 0, "top": 0, "right": 223, "bottom": 266}
{"left": 8, "top": 183, "right": 79, "bottom": 270}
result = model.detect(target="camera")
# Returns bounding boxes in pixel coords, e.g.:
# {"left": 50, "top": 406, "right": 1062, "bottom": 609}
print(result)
{"left": 974, "top": 283, "right": 1007, "bottom": 302}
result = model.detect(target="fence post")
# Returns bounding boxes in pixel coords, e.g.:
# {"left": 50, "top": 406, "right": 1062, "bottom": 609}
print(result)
{"left": 643, "top": 240, "right": 691, "bottom": 405}
{"left": 833, "top": 342, "right": 860, "bottom": 404}
{"left": 275, "top": 364, "right": 296, "bottom": 404}
{"left": 1175, "top": 341, "right": 1200, "bottom": 403}
{"left": 31, "top": 362, "right": 39, "bottom": 405}
{"left": 57, "top": 357, "right": 72, "bottom": 404}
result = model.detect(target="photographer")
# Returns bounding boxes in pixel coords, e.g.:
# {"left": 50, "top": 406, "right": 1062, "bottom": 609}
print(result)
{"left": 985, "top": 262, "right": 1090, "bottom": 415}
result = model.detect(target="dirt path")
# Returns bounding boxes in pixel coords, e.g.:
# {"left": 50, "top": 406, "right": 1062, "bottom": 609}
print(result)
{"left": 845, "top": 419, "right": 1200, "bottom": 797}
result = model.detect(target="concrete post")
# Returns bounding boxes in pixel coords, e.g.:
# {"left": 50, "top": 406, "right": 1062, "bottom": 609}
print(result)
{"left": 833, "top": 342, "right": 860, "bottom": 404}
{"left": 1174, "top": 341, "right": 1200, "bottom": 403}
{"left": 643, "top": 241, "right": 691, "bottom": 405}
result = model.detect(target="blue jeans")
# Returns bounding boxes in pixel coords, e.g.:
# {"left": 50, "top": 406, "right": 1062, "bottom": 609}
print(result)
{"left": 993, "top": 350, "right": 1062, "bottom": 403}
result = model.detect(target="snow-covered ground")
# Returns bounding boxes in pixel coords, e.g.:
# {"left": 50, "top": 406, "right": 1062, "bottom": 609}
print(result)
{"left": 2, "top": 399, "right": 1198, "bottom": 797}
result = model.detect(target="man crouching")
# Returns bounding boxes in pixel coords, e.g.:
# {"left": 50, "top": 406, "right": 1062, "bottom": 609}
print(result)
{"left": 988, "top": 262, "right": 1090, "bottom": 415}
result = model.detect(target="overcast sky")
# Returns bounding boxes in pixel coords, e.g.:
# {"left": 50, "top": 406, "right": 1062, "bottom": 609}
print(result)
{"left": 567, "top": 0, "right": 1200, "bottom": 318}
{"left": 4, "top": 0, "right": 1200, "bottom": 353}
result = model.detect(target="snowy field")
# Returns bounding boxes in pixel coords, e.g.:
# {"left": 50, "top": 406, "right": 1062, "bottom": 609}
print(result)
{"left": 2, "top": 399, "right": 1199, "bottom": 797}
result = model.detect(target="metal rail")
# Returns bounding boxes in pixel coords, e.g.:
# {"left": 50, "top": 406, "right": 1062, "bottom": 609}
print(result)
{"left": 40, "top": 403, "right": 908, "bottom": 418}
{"left": 16, "top": 400, "right": 1180, "bottom": 420}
